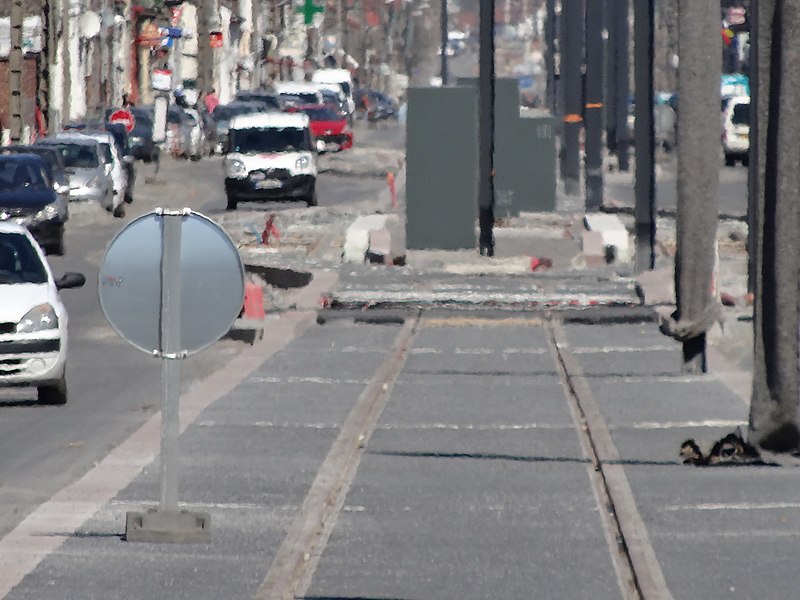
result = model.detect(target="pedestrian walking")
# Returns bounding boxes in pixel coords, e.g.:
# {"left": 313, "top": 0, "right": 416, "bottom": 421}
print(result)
{"left": 203, "top": 87, "right": 219, "bottom": 114}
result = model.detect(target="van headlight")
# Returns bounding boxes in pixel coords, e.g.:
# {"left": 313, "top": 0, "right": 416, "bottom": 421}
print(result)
{"left": 226, "top": 158, "right": 247, "bottom": 178}
{"left": 34, "top": 203, "right": 60, "bottom": 223}
{"left": 16, "top": 304, "right": 58, "bottom": 333}
{"left": 295, "top": 156, "right": 311, "bottom": 172}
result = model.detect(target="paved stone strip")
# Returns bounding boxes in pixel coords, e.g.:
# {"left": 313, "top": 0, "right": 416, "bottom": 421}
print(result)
{"left": 254, "top": 313, "right": 420, "bottom": 600}
{"left": 549, "top": 319, "right": 673, "bottom": 600}
{"left": 0, "top": 312, "right": 316, "bottom": 599}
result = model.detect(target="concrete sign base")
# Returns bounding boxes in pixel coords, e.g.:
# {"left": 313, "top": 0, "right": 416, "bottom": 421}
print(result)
{"left": 125, "top": 510, "right": 211, "bottom": 544}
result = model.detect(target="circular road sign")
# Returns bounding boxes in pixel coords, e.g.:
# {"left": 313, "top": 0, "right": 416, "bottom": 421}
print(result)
{"left": 98, "top": 210, "right": 245, "bottom": 356}
{"left": 109, "top": 108, "right": 136, "bottom": 133}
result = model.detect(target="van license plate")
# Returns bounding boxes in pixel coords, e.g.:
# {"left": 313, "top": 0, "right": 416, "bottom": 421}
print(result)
{"left": 256, "top": 179, "right": 281, "bottom": 189}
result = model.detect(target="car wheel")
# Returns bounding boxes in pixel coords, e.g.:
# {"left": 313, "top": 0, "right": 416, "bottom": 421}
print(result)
{"left": 124, "top": 191, "right": 134, "bottom": 204}
{"left": 305, "top": 187, "right": 318, "bottom": 207}
{"left": 113, "top": 204, "right": 126, "bottom": 218}
{"left": 38, "top": 376, "right": 67, "bottom": 405}
{"left": 741, "top": 155, "right": 749, "bottom": 167}
{"left": 226, "top": 194, "right": 238, "bottom": 210}
{"left": 724, "top": 154, "right": 736, "bottom": 167}
{"left": 48, "top": 231, "right": 65, "bottom": 256}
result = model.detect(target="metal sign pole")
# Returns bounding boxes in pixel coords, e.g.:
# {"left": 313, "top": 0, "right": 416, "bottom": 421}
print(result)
{"left": 159, "top": 212, "right": 182, "bottom": 512}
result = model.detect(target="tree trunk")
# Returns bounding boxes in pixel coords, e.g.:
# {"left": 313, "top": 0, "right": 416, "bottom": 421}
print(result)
{"left": 665, "top": 1, "right": 721, "bottom": 372}
{"left": 749, "top": 0, "right": 800, "bottom": 453}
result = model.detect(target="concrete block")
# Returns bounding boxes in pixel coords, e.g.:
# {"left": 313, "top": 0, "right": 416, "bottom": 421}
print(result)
{"left": 582, "top": 230, "right": 606, "bottom": 267}
{"left": 343, "top": 215, "right": 388, "bottom": 263}
{"left": 584, "top": 213, "right": 631, "bottom": 262}
{"left": 636, "top": 266, "right": 675, "bottom": 305}
{"left": 125, "top": 510, "right": 210, "bottom": 544}
{"left": 368, "top": 228, "right": 392, "bottom": 263}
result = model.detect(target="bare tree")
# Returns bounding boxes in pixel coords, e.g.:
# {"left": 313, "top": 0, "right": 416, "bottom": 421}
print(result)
{"left": 749, "top": 0, "right": 800, "bottom": 453}
{"left": 659, "top": 1, "right": 721, "bottom": 372}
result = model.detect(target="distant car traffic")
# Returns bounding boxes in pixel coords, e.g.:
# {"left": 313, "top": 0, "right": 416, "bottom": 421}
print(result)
{"left": 286, "top": 104, "right": 353, "bottom": 152}
{"left": 36, "top": 136, "right": 117, "bottom": 214}
{"left": 722, "top": 95, "right": 749, "bottom": 167}
{"left": 212, "top": 102, "right": 268, "bottom": 154}
{"left": 1, "top": 145, "right": 70, "bottom": 204}
{"left": 128, "top": 107, "right": 160, "bottom": 163}
{"left": 234, "top": 90, "right": 283, "bottom": 111}
{"left": 66, "top": 131, "right": 129, "bottom": 212}
{"left": 223, "top": 112, "right": 318, "bottom": 209}
{"left": 0, "top": 221, "right": 85, "bottom": 404}
{"left": 0, "top": 154, "right": 69, "bottom": 255}
{"left": 354, "top": 89, "right": 399, "bottom": 121}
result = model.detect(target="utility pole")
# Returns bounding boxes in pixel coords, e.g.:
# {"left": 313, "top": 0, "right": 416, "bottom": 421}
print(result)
{"left": 62, "top": 0, "right": 72, "bottom": 123}
{"left": 10, "top": 0, "right": 24, "bottom": 142}
{"left": 749, "top": 1, "right": 800, "bottom": 452}
{"left": 584, "top": 0, "right": 603, "bottom": 211}
{"left": 661, "top": 1, "right": 720, "bottom": 373}
{"left": 440, "top": 0, "right": 448, "bottom": 86}
{"left": 544, "top": 0, "right": 556, "bottom": 115}
{"left": 477, "top": 0, "right": 495, "bottom": 256}
{"left": 613, "top": 0, "right": 629, "bottom": 171}
{"left": 559, "top": 0, "right": 582, "bottom": 197}
{"left": 747, "top": 2, "right": 758, "bottom": 297}
{"left": 604, "top": 0, "right": 616, "bottom": 155}
{"left": 196, "top": 0, "right": 212, "bottom": 96}
{"left": 633, "top": 0, "right": 655, "bottom": 273}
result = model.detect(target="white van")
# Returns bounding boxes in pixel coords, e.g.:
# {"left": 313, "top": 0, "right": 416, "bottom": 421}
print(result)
{"left": 223, "top": 112, "right": 318, "bottom": 209}
{"left": 721, "top": 95, "right": 749, "bottom": 167}
{"left": 311, "top": 69, "right": 355, "bottom": 115}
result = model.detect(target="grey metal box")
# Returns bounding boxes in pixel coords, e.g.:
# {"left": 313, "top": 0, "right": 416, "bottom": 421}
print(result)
{"left": 406, "top": 86, "right": 478, "bottom": 250}
{"left": 457, "top": 77, "right": 556, "bottom": 215}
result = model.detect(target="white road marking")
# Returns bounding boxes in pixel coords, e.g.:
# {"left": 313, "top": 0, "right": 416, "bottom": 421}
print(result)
{"left": 377, "top": 422, "right": 573, "bottom": 431}
{"left": 628, "top": 420, "right": 747, "bottom": 430}
{"left": 664, "top": 502, "right": 800, "bottom": 512}
{"left": 248, "top": 376, "right": 370, "bottom": 385}
{"left": 572, "top": 345, "right": 676, "bottom": 354}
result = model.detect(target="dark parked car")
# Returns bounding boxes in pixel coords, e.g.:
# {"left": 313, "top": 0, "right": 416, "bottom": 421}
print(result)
{"left": 354, "top": 88, "right": 399, "bottom": 121}
{"left": 0, "top": 154, "right": 68, "bottom": 255}
{"left": 234, "top": 90, "right": 283, "bottom": 111}
{"left": 1, "top": 145, "right": 70, "bottom": 196}
{"left": 211, "top": 102, "right": 268, "bottom": 153}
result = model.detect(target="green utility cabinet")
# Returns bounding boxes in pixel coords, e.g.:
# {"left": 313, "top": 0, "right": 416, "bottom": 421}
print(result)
{"left": 458, "top": 77, "right": 556, "bottom": 216}
{"left": 406, "top": 86, "right": 478, "bottom": 250}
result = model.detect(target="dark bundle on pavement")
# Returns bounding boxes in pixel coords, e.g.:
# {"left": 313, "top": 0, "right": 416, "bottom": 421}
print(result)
{"left": 680, "top": 430, "right": 773, "bottom": 466}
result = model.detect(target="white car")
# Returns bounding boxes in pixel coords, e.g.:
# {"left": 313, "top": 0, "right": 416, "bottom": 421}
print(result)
{"left": 54, "top": 132, "right": 128, "bottom": 215}
{"left": 722, "top": 95, "right": 750, "bottom": 167}
{"left": 0, "top": 222, "right": 85, "bottom": 404}
{"left": 223, "top": 112, "right": 318, "bottom": 210}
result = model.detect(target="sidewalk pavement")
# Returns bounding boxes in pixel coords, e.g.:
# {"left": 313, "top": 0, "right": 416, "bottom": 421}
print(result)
{"left": 4, "top": 172, "right": 798, "bottom": 600}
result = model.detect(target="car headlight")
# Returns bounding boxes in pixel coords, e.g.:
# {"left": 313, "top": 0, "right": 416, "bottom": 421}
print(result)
{"left": 34, "top": 203, "right": 60, "bottom": 222}
{"left": 16, "top": 303, "right": 58, "bottom": 333}
{"left": 226, "top": 158, "right": 247, "bottom": 178}
{"left": 295, "top": 156, "right": 311, "bottom": 172}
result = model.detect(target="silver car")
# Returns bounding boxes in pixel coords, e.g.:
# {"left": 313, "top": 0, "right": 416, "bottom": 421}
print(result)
{"left": 36, "top": 138, "right": 116, "bottom": 214}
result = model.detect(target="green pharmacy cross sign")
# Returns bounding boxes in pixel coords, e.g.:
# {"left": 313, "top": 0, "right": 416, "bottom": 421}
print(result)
{"left": 296, "top": 0, "right": 324, "bottom": 25}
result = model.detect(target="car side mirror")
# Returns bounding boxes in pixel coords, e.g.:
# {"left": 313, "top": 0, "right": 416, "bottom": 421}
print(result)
{"left": 55, "top": 272, "right": 86, "bottom": 290}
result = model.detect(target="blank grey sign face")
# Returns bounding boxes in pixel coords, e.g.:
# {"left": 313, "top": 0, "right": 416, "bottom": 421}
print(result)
{"left": 99, "top": 212, "right": 245, "bottom": 356}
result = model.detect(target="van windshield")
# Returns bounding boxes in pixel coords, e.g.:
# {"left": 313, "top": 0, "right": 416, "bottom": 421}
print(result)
{"left": 229, "top": 127, "right": 312, "bottom": 153}
{"left": 732, "top": 103, "right": 749, "bottom": 126}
